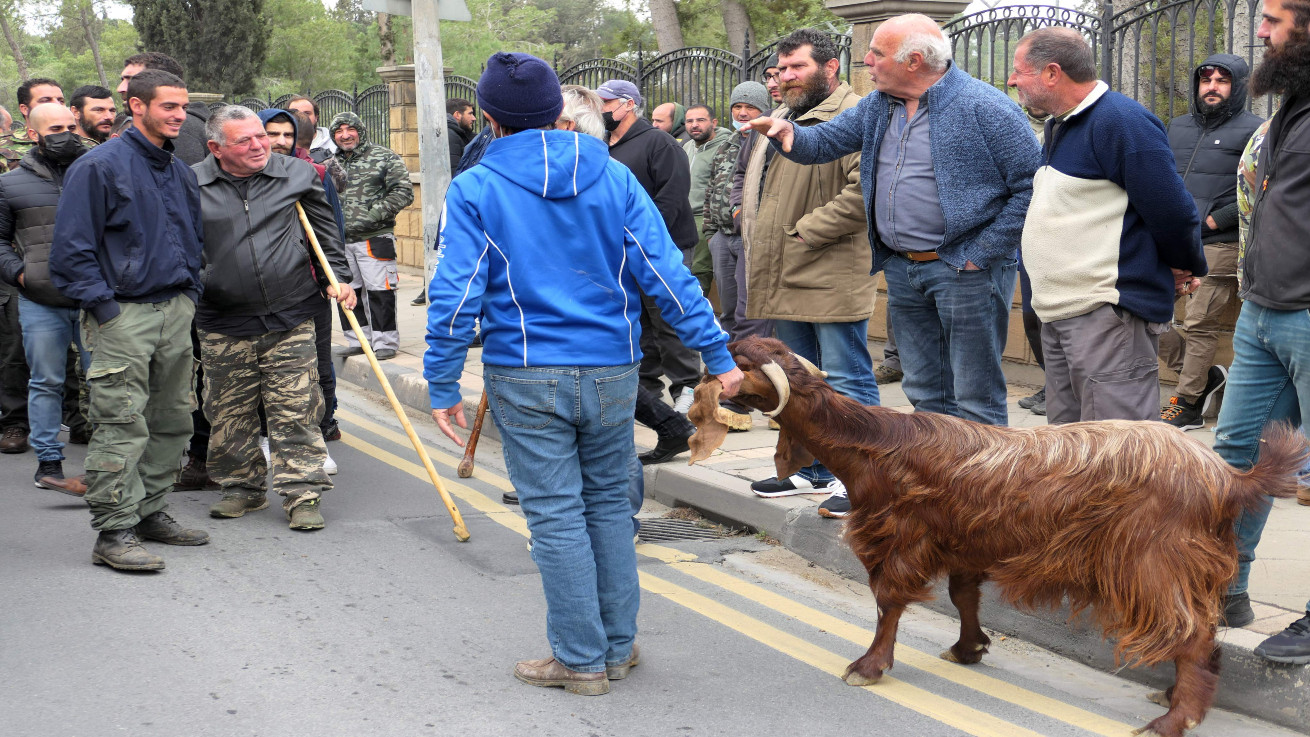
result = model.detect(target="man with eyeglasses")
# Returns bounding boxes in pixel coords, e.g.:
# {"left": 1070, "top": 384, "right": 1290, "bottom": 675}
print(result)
{"left": 1157, "top": 57, "right": 1264, "bottom": 431}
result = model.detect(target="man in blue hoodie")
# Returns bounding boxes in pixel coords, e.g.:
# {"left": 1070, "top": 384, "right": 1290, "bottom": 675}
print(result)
{"left": 52, "top": 69, "right": 211, "bottom": 571}
{"left": 425, "top": 52, "right": 741, "bottom": 695}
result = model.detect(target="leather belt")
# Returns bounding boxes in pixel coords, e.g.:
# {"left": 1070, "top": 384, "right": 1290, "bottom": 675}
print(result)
{"left": 901, "top": 250, "right": 939, "bottom": 262}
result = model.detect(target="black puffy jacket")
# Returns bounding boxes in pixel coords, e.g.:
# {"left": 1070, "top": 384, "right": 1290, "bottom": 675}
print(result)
{"left": 0, "top": 150, "right": 78, "bottom": 307}
{"left": 1166, "top": 53, "right": 1266, "bottom": 245}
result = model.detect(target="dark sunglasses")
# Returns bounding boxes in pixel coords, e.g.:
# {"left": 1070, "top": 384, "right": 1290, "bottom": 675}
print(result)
{"left": 1198, "top": 65, "right": 1231, "bottom": 80}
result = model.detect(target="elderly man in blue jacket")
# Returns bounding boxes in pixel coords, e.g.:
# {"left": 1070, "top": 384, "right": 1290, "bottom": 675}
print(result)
{"left": 425, "top": 52, "right": 741, "bottom": 696}
{"left": 747, "top": 14, "right": 1039, "bottom": 428}
{"left": 51, "top": 69, "right": 211, "bottom": 571}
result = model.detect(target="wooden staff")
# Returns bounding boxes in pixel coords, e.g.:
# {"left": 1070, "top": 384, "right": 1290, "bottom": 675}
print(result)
{"left": 296, "top": 203, "right": 469, "bottom": 542}
{"left": 456, "top": 390, "right": 490, "bottom": 478}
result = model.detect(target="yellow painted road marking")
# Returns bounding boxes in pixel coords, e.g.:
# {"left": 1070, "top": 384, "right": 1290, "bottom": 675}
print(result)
{"left": 339, "top": 419, "right": 1132, "bottom": 736}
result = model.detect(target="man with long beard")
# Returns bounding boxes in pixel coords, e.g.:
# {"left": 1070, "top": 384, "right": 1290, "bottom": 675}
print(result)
{"left": 1209, "top": 0, "right": 1310, "bottom": 663}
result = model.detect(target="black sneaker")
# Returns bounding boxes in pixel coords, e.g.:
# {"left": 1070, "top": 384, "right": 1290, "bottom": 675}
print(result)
{"left": 1161, "top": 395, "right": 1204, "bottom": 430}
{"left": 751, "top": 474, "right": 836, "bottom": 498}
{"left": 1221, "top": 591, "right": 1254, "bottom": 628}
{"left": 1254, "top": 611, "right": 1310, "bottom": 664}
{"left": 410, "top": 290, "right": 427, "bottom": 306}
{"left": 817, "top": 480, "right": 850, "bottom": 519}
{"left": 1018, "top": 388, "right": 1045, "bottom": 410}
{"left": 1197, "top": 365, "right": 1228, "bottom": 416}
{"left": 503, "top": 490, "right": 519, "bottom": 505}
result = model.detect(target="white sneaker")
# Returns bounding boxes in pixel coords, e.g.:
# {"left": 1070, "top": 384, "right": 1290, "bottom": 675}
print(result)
{"left": 323, "top": 450, "right": 338, "bottom": 475}
{"left": 259, "top": 436, "right": 270, "bottom": 463}
{"left": 673, "top": 386, "right": 696, "bottom": 414}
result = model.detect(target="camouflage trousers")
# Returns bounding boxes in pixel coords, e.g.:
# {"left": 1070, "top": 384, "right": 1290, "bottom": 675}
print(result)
{"left": 199, "top": 320, "right": 330, "bottom": 503}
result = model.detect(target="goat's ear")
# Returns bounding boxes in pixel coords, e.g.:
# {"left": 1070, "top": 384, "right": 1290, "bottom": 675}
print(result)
{"left": 687, "top": 378, "right": 728, "bottom": 464}
{"left": 774, "top": 425, "right": 814, "bottom": 480}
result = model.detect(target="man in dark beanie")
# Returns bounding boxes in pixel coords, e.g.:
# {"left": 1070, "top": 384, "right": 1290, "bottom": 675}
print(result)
{"left": 424, "top": 51, "right": 741, "bottom": 695}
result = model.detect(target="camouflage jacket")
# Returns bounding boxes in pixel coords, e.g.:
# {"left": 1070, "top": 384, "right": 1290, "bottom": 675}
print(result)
{"left": 702, "top": 132, "right": 744, "bottom": 237}
{"left": 329, "top": 111, "right": 414, "bottom": 242}
{"left": 0, "top": 131, "right": 36, "bottom": 173}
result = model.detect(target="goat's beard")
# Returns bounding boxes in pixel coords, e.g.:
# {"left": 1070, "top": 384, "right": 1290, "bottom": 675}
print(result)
{"left": 1252, "top": 28, "right": 1310, "bottom": 97}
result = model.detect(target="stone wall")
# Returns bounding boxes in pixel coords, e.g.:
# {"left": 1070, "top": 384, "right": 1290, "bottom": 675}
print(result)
{"left": 378, "top": 65, "right": 427, "bottom": 269}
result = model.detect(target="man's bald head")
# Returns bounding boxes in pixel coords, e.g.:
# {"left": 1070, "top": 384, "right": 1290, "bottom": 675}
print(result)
{"left": 26, "top": 102, "right": 75, "bottom": 137}
{"left": 651, "top": 102, "right": 676, "bottom": 133}
{"left": 0, "top": 106, "right": 12, "bottom": 135}
{"left": 865, "top": 13, "right": 952, "bottom": 99}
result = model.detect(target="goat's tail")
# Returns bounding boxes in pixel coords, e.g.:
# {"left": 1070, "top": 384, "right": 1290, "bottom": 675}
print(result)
{"left": 1226, "top": 422, "right": 1309, "bottom": 515}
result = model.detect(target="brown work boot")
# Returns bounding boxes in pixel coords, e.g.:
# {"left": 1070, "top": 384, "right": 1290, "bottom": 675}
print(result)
{"left": 513, "top": 656, "right": 609, "bottom": 695}
{"left": 0, "top": 426, "right": 30, "bottom": 453}
{"left": 35, "top": 460, "right": 87, "bottom": 497}
{"left": 606, "top": 643, "right": 640, "bottom": 680}
{"left": 92, "top": 529, "right": 165, "bottom": 571}
{"left": 175, "top": 453, "right": 219, "bottom": 491}
{"left": 135, "top": 510, "right": 210, "bottom": 546}
{"left": 1298, "top": 485, "right": 1310, "bottom": 507}
{"left": 210, "top": 491, "right": 269, "bottom": 518}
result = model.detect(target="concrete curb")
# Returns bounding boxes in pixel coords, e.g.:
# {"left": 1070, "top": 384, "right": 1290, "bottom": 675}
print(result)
{"left": 336, "top": 353, "right": 1310, "bottom": 733}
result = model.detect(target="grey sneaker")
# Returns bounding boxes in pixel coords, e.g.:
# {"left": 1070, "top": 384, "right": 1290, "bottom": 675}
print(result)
{"left": 210, "top": 491, "right": 269, "bottom": 518}
{"left": 287, "top": 497, "right": 325, "bottom": 530}
{"left": 672, "top": 386, "right": 695, "bottom": 414}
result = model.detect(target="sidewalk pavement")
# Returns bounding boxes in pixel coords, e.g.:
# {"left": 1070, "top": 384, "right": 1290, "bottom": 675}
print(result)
{"left": 340, "top": 267, "right": 1310, "bottom": 732}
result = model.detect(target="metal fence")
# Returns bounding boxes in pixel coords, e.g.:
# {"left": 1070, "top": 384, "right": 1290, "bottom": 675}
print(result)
{"left": 944, "top": 0, "right": 1271, "bottom": 121}
{"left": 221, "top": 84, "right": 392, "bottom": 148}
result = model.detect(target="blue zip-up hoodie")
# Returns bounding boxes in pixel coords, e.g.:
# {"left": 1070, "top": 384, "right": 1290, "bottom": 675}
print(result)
{"left": 51, "top": 126, "right": 203, "bottom": 324}
{"left": 783, "top": 63, "right": 1040, "bottom": 272}
{"left": 424, "top": 129, "right": 733, "bottom": 410}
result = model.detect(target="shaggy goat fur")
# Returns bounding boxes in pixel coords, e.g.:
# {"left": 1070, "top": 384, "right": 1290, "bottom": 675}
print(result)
{"left": 688, "top": 337, "right": 1308, "bottom": 737}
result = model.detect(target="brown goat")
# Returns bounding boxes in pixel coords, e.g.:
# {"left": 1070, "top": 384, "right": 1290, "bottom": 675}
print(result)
{"left": 688, "top": 337, "right": 1308, "bottom": 737}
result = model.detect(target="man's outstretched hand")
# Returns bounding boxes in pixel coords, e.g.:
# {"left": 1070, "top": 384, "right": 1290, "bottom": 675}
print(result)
{"left": 432, "top": 403, "right": 468, "bottom": 447}
{"left": 743, "top": 117, "right": 795, "bottom": 153}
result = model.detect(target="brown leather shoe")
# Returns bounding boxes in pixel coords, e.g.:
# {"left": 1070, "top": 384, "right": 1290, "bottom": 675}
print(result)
{"left": 37, "top": 473, "right": 87, "bottom": 497}
{"left": 1298, "top": 485, "right": 1310, "bottom": 507}
{"left": 606, "top": 643, "right": 639, "bottom": 680}
{"left": 513, "top": 656, "right": 609, "bottom": 695}
{"left": 1, "top": 426, "right": 30, "bottom": 453}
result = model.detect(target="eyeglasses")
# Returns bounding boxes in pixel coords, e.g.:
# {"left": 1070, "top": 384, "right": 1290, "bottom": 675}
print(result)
{"left": 763, "top": 72, "right": 780, "bottom": 82}
{"left": 1198, "top": 65, "right": 1231, "bottom": 81}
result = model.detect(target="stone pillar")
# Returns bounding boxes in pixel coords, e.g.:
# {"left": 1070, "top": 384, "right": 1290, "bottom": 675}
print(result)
{"left": 378, "top": 64, "right": 425, "bottom": 269}
{"left": 188, "top": 92, "right": 225, "bottom": 106}
{"left": 824, "top": 0, "right": 1042, "bottom": 367}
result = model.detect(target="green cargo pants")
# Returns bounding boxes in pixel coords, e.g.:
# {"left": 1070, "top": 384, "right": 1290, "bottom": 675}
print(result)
{"left": 80, "top": 296, "right": 197, "bottom": 531}
{"left": 200, "top": 319, "right": 329, "bottom": 503}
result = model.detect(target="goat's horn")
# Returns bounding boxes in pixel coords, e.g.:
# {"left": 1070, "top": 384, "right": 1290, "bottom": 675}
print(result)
{"left": 791, "top": 353, "right": 828, "bottom": 378}
{"left": 759, "top": 361, "right": 791, "bottom": 418}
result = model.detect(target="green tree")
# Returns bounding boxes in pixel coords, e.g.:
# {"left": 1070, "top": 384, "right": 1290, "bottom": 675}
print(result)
{"left": 128, "top": 0, "right": 269, "bottom": 95}
{"left": 260, "top": 0, "right": 356, "bottom": 92}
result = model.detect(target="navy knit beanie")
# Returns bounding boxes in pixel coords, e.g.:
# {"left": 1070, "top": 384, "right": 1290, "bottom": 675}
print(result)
{"left": 477, "top": 52, "right": 564, "bottom": 130}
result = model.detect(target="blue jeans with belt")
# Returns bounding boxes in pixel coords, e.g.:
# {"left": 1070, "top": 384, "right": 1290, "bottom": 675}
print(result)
{"left": 485, "top": 363, "right": 641, "bottom": 673}
{"left": 1214, "top": 302, "right": 1310, "bottom": 611}
{"left": 882, "top": 255, "right": 1017, "bottom": 426}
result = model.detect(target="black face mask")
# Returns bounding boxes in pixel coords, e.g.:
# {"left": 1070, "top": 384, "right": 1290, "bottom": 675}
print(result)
{"left": 38, "top": 131, "right": 87, "bottom": 165}
{"left": 602, "top": 108, "right": 624, "bottom": 132}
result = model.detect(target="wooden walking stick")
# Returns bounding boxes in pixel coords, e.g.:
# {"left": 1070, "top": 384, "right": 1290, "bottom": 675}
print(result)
{"left": 296, "top": 203, "right": 470, "bottom": 542}
{"left": 456, "top": 390, "right": 489, "bottom": 478}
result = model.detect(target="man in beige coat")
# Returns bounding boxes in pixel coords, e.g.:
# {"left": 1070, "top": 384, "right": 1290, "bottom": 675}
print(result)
{"left": 741, "top": 28, "right": 875, "bottom": 519}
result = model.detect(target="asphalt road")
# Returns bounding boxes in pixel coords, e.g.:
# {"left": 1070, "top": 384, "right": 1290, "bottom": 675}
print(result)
{"left": 0, "top": 385, "right": 1301, "bottom": 737}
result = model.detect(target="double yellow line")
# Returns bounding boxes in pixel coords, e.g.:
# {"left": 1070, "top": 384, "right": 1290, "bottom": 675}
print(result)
{"left": 335, "top": 409, "right": 1135, "bottom": 737}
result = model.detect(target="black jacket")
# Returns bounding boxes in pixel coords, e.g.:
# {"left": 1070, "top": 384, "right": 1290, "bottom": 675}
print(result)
{"left": 447, "top": 114, "right": 474, "bottom": 170}
{"left": 192, "top": 153, "right": 350, "bottom": 322}
{"left": 606, "top": 117, "right": 697, "bottom": 250}
{"left": 173, "top": 102, "right": 212, "bottom": 166}
{"left": 0, "top": 149, "right": 78, "bottom": 307}
{"left": 1244, "top": 93, "right": 1310, "bottom": 310}
{"left": 1167, "top": 54, "right": 1265, "bottom": 245}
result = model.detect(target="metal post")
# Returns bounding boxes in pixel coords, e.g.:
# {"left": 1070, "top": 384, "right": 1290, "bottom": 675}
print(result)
{"left": 413, "top": 0, "right": 452, "bottom": 301}
{"left": 1101, "top": 2, "right": 1114, "bottom": 85}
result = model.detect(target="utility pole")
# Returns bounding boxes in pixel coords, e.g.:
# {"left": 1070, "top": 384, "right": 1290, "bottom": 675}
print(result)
{"left": 413, "top": 0, "right": 451, "bottom": 298}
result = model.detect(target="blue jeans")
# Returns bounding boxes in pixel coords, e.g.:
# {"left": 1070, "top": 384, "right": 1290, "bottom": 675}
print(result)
{"left": 18, "top": 296, "right": 86, "bottom": 462}
{"left": 882, "top": 255, "right": 1017, "bottom": 426}
{"left": 485, "top": 363, "right": 641, "bottom": 672}
{"left": 1214, "top": 302, "right": 1310, "bottom": 610}
{"left": 774, "top": 319, "right": 879, "bottom": 483}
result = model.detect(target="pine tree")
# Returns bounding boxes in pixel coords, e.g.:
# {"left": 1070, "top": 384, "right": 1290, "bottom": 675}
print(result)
{"left": 129, "top": 0, "right": 269, "bottom": 96}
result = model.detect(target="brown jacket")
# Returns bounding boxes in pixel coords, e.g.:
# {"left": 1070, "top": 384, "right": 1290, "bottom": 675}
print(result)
{"left": 743, "top": 82, "right": 872, "bottom": 322}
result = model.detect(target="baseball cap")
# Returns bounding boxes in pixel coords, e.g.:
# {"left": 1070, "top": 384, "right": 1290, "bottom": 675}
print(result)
{"left": 596, "top": 80, "right": 643, "bottom": 107}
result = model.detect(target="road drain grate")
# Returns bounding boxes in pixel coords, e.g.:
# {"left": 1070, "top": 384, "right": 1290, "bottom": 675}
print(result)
{"left": 638, "top": 518, "right": 733, "bottom": 542}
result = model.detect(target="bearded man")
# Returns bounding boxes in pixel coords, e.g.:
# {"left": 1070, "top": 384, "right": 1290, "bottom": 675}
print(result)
{"left": 1206, "top": 0, "right": 1310, "bottom": 663}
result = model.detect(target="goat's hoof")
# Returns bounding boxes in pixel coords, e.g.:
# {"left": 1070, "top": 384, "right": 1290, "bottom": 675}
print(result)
{"left": 940, "top": 645, "right": 987, "bottom": 664}
{"left": 1145, "top": 690, "right": 1170, "bottom": 708}
{"left": 1129, "top": 728, "right": 1163, "bottom": 737}
{"left": 843, "top": 671, "right": 882, "bottom": 686}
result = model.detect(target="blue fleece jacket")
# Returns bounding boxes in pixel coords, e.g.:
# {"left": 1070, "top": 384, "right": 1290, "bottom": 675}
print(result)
{"left": 51, "top": 127, "right": 203, "bottom": 323}
{"left": 1022, "top": 83, "right": 1204, "bottom": 324}
{"left": 424, "top": 130, "right": 733, "bottom": 410}
{"left": 782, "top": 63, "right": 1040, "bottom": 272}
